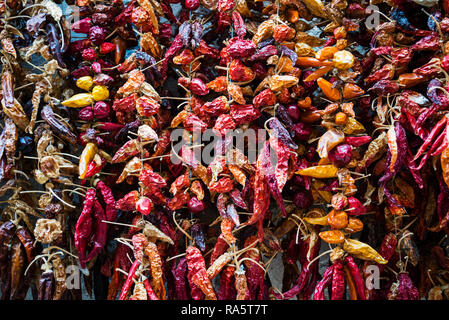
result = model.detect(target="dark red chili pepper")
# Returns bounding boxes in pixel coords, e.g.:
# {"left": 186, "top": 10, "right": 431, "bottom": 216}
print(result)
{"left": 15, "top": 227, "right": 35, "bottom": 263}
{"left": 37, "top": 270, "right": 54, "bottom": 300}
{"left": 331, "top": 260, "right": 345, "bottom": 300}
{"left": 83, "top": 200, "right": 107, "bottom": 263}
{"left": 75, "top": 188, "right": 96, "bottom": 268}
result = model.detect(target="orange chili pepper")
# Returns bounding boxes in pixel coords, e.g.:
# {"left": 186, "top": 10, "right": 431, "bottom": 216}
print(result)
{"left": 319, "top": 230, "right": 345, "bottom": 244}
{"left": 345, "top": 218, "right": 364, "bottom": 233}
{"left": 297, "top": 97, "right": 313, "bottom": 109}
{"left": 342, "top": 83, "right": 365, "bottom": 99}
{"left": 317, "top": 77, "right": 341, "bottom": 101}
{"left": 296, "top": 57, "right": 334, "bottom": 68}
{"left": 344, "top": 265, "right": 358, "bottom": 300}
{"left": 221, "top": 218, "right": 236, "bottom": 244}
{"left": 315, "top": 46, "right": 339, "bottom": 60}
{"left": 328, "top": 210, "right": 348, "bottom": 229}
{"left": 441, "top": 146, "right": 449, "bottom": 188}
{"left": 398, "top": 73, "right": 425, "bottom": 88}
{"left": 286, "top": 8, "right": 299, "bottom": 23}
{"left": 304, "top": 66, "right": 333, "bottom": 82}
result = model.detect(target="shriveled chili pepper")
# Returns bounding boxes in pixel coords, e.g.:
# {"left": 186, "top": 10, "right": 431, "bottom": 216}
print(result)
{"left": 75, "top": 188, "right": 96, "bottom": 268}
{"left": 345, "top": 255, "right": 366, "bottom": 300}
{"left": 186, "top": 246, "right": 217, "bottom": 300}
{"left": 313, "top": 264, "right": 335, "bottom": 300}
{"left": 83, "top": 200, "right": 107, "bottom": 263}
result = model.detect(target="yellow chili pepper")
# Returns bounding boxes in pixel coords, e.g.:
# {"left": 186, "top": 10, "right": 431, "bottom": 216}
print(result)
{"left": 92, "top": 85, "right": 109, "bottom": 101}
{"left": 294, "top": 42, "right": 315, "bottom": 57}
{"left": 296, "top": 165, "right": 338, "bottom": 178}
{"left": 343, "top": 117, "right": 366, "bottom": 135}
{"left": 61, "top": 93, "right": 94, "bottom": 108}
{"left": 333, "top": 50, "right": 354, "bottom": 70}
{"left": 304, "top": 214, "right": 329, "bottom": 226}
{"left": 317, "top": 77, "right": 341, "bottom": 101}
{"left": 343, "top": 238, "right": 388, "bottom": 264}
{"left": 76, "top": 76, "right": 94, "bottom": 91}
{"left": 79, "top": 143, "right": 98, "bottom": 179}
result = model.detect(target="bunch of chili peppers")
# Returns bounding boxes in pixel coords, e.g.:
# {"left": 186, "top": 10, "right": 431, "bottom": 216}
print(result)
{"left": 2, "top": 0, "right": 449, "bottom": 301}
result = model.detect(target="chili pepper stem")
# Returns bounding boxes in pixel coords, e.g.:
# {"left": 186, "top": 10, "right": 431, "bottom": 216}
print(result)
{"left": 427, "top": 269, "right": 436, "bottom": 287}
{"left": 63, "top": 189, "right": 86, "bottom": 197}
{"left": 48, "top": 188, "right": 76, "bottom": 208}
{"left": 398, "top": 217, "right": 418, "bottom": 234}
{"left": 13, "top": 170, "right": 30, "bottom": 179}
{"left": 140, "top": 58, "right": 166, "bottom": 72}
{"left": 104, "top": 220, "right": 142, "bottom": 229}
{"left": 139, "top": 154, "right": 171, "bottom": 161}
{"left": 172, "top": 211, "right": 193, "bottom": 241}
{"left": 166, "top": 252, "right": 187, "bottom": 262}
{"left": 115, "top": 238, "right": 134, "bottom": 250}
{"left": 263, "top": 252, "right": 278, "bottom": 277}
{"left": 19, "top": 190, "right": 48, "bottom": 195}
{"left": 306, "top": 249, "right": 334, "bottom": 270}
{"left": 44, "top": 246, "right": 78, "bottom": 259}
{"left": 54, "top": 152, "right": 80, "bottom": 159}
{"left": 271, "top": 286, "right": 285, "bottom": 299}
{"left": 160, "top": 96, "right": 191, "bottom": 101}
{"left": 239, "top": 257, "right": 266, "bottom": 273}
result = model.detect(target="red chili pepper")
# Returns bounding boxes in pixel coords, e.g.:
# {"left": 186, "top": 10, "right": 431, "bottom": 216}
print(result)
{"left": 218, "top": 266, "right": 237, "bottom": 300}
{"left": 331, "top": 260, "right": 345, "bottom": 300}
{"left": 396, "top": 273, "right": 419, "bottom": 300}
{"left": 119, "top": 260, "right": 140, "bottom": 300}
{"left": 186, "top": 246, "right": 217, "bottom": 300}
{"left": 95, "top": 122, "right": 126, "bottom": 131}
{"left": 75, "top": 188, "right": 96, "bottom": 268}
{"left": 143, "top": 277, "right": 160, "bottom": 300}
{"left": 347, "top": 197, "right": 366, "bottom": 216}
{"left": 172, "top": 257, "right": 189, "bottom": 300}
{"left": 413, "top": 117, "right": 448, "bottom": 161}
{"left": 378, "top": 233, "right": 398, "bottom": 273}
{"left": 345, "top": 136, "right": 372, "bottom": 147}
{"left": 96, "top": 180, "right": 117, "bottom": 221}
{"left": 345, "top": 255, "right": 366, "bottom": 300}
{"left": 84, "top": 200, "right": 107, "bottom": 263}
{"left": 313, "top": 264, "right": 335, "bottom": 300}
{"left": 84, "top": 158, "right": 106, "bottom": 179}
{"left": 116, "top": 190, "right": 140, "bottom": 212}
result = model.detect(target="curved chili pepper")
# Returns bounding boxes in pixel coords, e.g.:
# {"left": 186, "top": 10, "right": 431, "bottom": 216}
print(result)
{"left": 313, "top": 264, "right": 335, "bottom": 300}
